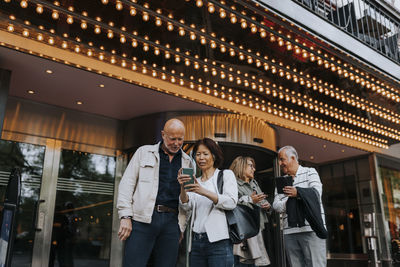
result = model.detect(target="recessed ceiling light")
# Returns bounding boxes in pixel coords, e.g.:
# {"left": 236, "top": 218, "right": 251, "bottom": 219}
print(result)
{"left": 76, "top": 101, "right": 83, "bottom": 105}
{"left": 99, "top": 84, "right": 105, "bottom": 87}
{"left": 310, "top": 156, "right": 314, "bottom": 160}
{"left": 323, "top": 144, "right": 327, "bottom": 149}
{"left": 27, "top": 90, "right": 35, "bottom": 94}
{"left": 46, "top": 69, "right": 53, "bottom": 74}
{"left": 341, "top": 149, "right": 345, "bottom": 153}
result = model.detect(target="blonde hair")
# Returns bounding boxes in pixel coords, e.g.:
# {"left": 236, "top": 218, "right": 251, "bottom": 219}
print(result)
{"left": 229, "top": 156, "right": 256, "bottom": 181}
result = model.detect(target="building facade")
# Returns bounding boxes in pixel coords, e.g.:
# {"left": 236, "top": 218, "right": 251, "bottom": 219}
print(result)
{"left": 0, "top": 0, "right": 399, "bottom": 266}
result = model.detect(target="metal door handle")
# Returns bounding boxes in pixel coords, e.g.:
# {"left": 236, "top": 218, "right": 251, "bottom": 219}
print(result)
{"left": 33, "top": 199, "right": 45, "bottom": 232}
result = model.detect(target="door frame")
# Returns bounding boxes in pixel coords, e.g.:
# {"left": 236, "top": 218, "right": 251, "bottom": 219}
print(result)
{"left": 1, "top": 130, "right": 123, "bottom": 267}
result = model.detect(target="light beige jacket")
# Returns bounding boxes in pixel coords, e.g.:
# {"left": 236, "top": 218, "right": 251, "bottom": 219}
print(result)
{"left": 117, "top": 142, "right": 193, "bottom": 232}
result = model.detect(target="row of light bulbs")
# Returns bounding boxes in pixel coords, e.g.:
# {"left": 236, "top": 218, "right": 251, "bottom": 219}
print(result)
{"left": 201, "top": 0, "right": 400, "bottom": 102}
{"left": 2, "top": 22, "right": 388, "bottom": 148}
{"left": 199, "top": 0, "right": 400, "bottom": 121}
{"left": 5, "top": 14, "right": 399, "bottom": 143}
{"left": 6, "top": 20, "right": 390, "bottom": 147}
{"left": 108, "top": 0, "right": 400, "bottom": 126}
{"left": 106, "top": 0, "right": 400, "bottom": 123}
{"left": 3, "top": 2, "right": 393, "bottom": 147}
{"left": 15, "top": 0, "right": 400, "bottom": 124}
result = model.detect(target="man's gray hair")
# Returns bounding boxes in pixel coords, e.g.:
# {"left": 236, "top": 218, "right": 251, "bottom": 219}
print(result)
{"left": 278, "top": 146, "right": 298, "bottom": 162}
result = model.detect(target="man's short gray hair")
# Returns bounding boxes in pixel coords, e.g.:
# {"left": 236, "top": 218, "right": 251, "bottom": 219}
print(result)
{"left": 278, "top": 146, "right": 298, "bottom": 162}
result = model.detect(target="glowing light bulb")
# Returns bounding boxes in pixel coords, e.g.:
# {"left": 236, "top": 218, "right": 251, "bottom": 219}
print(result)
{"left": 116, "top": 1, "right": 123, "bottom": 10}
{"left": 130, "top": 7, "right": 137, "bottom": 16}
{"left": 36, "top": 5, "right": 43, "bottom": 14}
{"left": 67, "top": 16, "right": 74, "bottom": 24}
{"left": 81, "top": 21, "right": 87, "bottom": 29}
{"left": 20, "top": 0, "right": 28, "bottom": 8}
{"left": 52, "top": 11, "right": 59, "bottom": 20}
{"left": 142, "top": 12, "right": 149, "bottom": 21}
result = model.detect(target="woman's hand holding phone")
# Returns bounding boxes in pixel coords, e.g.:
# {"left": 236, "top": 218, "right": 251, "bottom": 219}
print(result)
{"left": 177, "top": 168, "right": 191, "bottom": 188}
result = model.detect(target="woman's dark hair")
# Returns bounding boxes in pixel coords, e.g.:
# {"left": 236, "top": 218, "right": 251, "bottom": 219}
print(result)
{"left": 192, "top": 138, "right": 224, "bottom": 168}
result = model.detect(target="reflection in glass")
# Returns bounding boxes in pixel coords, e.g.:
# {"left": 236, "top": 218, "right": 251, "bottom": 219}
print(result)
{"left": 0, "top": 139, "right": 45, "bottom": 266}
{"left": 49, "top": 150, "right": 115, "bottom": 267}
{"left": 379, "top": 166, "right": 400, "bottom": 264}
{"left": 320, "top": 166, "right": 363, "bottom": 254}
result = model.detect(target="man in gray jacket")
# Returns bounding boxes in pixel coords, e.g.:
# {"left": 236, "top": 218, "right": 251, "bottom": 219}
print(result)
{"left": 273, "top": 145, "right": 326, "bottom": 267}
{"left": 117, "top": 118, "right": 192, "bottom": 267}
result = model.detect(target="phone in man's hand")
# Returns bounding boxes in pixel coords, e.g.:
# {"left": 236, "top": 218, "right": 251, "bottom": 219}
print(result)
{"left": 182, "top": 168, "right": 194, "bottom": 186}
{"left": 275, "top": 176, "right": 293, "bottom": 194}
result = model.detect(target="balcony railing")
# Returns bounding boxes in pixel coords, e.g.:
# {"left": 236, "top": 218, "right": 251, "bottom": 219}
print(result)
{"left": 293, "top": 0, "right": 400, "bottom": 63}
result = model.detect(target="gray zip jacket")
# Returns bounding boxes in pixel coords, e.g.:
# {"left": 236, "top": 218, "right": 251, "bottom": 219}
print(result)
{"left": 117, "top": 142, "right": 193, "bottom": 232}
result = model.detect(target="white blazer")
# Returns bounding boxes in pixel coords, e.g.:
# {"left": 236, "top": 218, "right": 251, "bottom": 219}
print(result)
{"left": 180, "top": 169, "right": 238, "bottom": 250}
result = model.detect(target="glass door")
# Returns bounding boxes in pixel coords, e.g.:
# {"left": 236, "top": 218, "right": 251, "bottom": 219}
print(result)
{"left": 0, "top": 135, "right": 121, "bottom": 267}
{"left": 0, "top": 139, "right": 46, "bottom": 266}
{"left": 48, "top": 149, "right": 116, "bottom": 267}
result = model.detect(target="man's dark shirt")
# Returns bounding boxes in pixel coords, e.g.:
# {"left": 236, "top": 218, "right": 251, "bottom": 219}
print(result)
{"left": 156, "top": 144, "right": 182, "bottom": 210}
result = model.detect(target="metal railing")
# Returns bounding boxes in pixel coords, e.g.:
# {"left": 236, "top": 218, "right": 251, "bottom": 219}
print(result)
{"left": 294, "top": 0, "right": 400, "bottom": 63}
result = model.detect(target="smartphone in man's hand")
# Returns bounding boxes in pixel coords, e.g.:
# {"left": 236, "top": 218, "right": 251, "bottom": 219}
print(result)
{"left": 182, "top": 168, "right": 194, "bottom": 186}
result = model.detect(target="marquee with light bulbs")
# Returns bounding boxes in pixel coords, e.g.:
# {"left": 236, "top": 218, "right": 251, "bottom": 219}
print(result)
{"left": 0, "top": 0, "right": 399, "bottom": 151}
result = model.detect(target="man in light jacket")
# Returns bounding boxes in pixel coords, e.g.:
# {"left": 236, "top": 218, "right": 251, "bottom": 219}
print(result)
{"left": 117, "top": 118, "right": 193, "bottom": 267}
{"left": 273, "top": 145, "right": 326, "bottom": 267}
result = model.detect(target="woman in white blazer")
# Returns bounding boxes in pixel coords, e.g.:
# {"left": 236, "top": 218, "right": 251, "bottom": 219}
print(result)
{"left": 178, "top": 138, "right": 238, "bottom": 267}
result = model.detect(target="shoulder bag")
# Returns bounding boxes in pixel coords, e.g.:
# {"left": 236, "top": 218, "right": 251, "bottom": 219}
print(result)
{"left": 217, "top": 170, "right": 260, "bottom": 244}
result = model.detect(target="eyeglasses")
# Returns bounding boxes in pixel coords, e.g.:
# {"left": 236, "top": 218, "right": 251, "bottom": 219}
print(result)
{"left": 247, "top": 163, "right": 255, "bottom": 169}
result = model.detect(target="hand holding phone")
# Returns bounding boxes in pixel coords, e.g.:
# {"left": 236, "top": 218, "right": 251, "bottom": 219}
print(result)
{"left": 182, "top": 168, "right": 195, "bottom": 186}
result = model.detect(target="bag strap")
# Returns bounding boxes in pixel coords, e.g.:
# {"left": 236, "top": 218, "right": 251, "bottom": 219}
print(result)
{"left": 217, "top": 169, "right": 224, "bottom": 194}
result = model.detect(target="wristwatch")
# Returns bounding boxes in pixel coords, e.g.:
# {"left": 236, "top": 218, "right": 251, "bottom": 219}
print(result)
{"left": 120, "top": 216, "right": 132, "bottom": 220}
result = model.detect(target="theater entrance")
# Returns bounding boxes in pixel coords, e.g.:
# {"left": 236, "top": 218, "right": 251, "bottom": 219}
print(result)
{"left": 0, "top": 133, "right": 120, "bottom": 267}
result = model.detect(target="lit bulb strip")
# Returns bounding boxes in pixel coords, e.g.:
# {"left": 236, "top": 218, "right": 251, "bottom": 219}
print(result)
{"left": 0, "top": 26, "right": 388, "bottom": 149}
{"left": 200, "top": 1, "right": 400, "bottom": 112}
{"left": 12, "top": 0, "right": 400, "bottom": 124}
{"left": 4, "top": 8, "right": 400, "bottom": 140}
{"left": 3, "top": 5, "right": 396, "bottom": 146}
{"left": 230, "top": 0, "right": 400, "bottom": 93}
{"left": 113, "top": 0, "right": 400, "bottom": 123}
{"left": 207, "top": 0, "right": 400, "bottom": 100}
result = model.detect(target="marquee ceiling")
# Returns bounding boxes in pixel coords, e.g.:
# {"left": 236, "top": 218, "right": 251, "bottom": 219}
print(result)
{"left": 0, "top": 0, "right": 399, "bottom": 151}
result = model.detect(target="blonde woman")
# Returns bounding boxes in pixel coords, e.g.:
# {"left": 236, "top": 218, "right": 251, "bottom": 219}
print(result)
{"left": 230, "top": 156, "right": 271, "bottom": 267}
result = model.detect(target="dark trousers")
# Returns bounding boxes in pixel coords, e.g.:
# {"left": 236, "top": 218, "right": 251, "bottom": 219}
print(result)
{"left": 123, "top": 210, "right": 180, "bottom": 267}
{"left": 190, "top": 233, "right": 234, "bottom": 267}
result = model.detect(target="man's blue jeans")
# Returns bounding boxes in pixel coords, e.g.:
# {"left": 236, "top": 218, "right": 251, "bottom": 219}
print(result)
{"left": 123, "top": 210, "right": 180, "bottom": 267}
{"left": 190, "top": 233, "right": 234, "bottom": 267}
